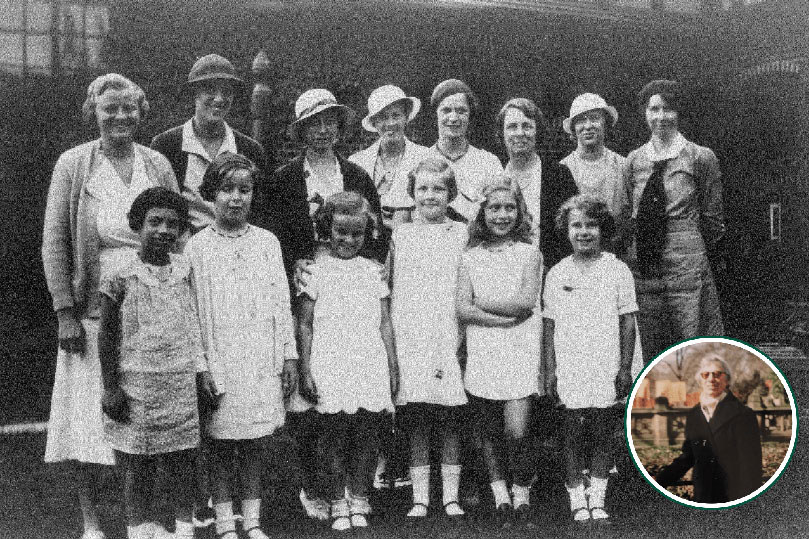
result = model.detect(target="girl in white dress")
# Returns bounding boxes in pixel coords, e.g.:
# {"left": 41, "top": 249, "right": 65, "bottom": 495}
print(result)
{"left": 297, "top": 191, "right": 399, "bottom": 532}
{"left": 456, "top": 179, "right": 542, "bottom": 524}
{"left": 543, "top": 195, "right": 637, "bottom": 525}
{"left": 389, "top": 159, "right": 468, "bottom": 518}
{"left": 185, "top": 153, "right": 298, "bottom": 539}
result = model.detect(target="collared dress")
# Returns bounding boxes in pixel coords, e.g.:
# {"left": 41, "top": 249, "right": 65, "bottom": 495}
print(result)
{"left": 621, "top": 134, "right": 725, "bottom": 362}
{"left": 542, "top": 253, "right": 638, "bottom": 409}
{"left": 100, "top": 254, "right": 205, "bottom": 455}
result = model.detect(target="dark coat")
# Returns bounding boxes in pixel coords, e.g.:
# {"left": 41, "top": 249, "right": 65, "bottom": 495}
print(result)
{"left": 656, "top": 393, "right": 763, "bottom": 503}
{"left": 149, "top": 124, "right": 274, "bottom": 232}
{"left": 540, "top": 160, "right": 579, "bottom": 269}
{"left": 265, "top": 153, "right": 386, "bottom": 284}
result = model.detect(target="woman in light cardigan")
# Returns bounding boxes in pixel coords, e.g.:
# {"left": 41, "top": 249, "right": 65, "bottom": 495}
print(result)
{"left": 42, "top": 73, "right": 177, "bottom": 539}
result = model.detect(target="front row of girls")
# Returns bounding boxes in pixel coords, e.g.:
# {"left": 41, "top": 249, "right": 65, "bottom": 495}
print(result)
{"left": 98, "top": 153, "right": 637, "bottom": 538}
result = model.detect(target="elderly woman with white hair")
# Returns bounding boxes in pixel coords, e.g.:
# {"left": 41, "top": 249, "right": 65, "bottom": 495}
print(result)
{"left": 42, "top": 73, "right": 178, "bottom": 539}
{"left": 349, "top": 85, "right": 431, "bottom": 231}
{"left": 656, "top": 354, "right": 762, "bottom": 503}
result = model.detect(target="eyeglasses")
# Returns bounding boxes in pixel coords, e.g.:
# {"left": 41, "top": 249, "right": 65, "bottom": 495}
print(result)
{"left": 700, "top": 371, "right": 726, "bottom": 380}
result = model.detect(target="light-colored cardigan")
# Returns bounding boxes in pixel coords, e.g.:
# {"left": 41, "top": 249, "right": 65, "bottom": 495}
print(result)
{"left": 42, "top": 139, "right": 179, "bottom": 315}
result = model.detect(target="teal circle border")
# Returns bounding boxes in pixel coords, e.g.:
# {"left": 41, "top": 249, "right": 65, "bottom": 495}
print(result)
{"left": 623, "top": 336, "right": 800, "bottom": 510}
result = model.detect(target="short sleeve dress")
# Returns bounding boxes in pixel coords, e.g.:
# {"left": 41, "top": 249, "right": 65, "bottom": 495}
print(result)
{"left": 300, "top": 255, "right": 393, "bottom": 414}
{"left": 462, "top": 242, "right": 542, "bottom": 401}
{"left": 542, "top": 253, "right": 638, "bottom": 409}
{"left": 99, "top": 254, "right": 204, "bottom": 455}
{"left": 185, "top": 225, "right": 297, "bottom": 439}
{"left": 390, "top": 221, "right": 468, "bottom": 406}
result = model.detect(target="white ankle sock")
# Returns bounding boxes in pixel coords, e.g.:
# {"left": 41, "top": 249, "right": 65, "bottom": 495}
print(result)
{"left": 241, "top": 498, "right": 261, "bottom": 530}
{"left": 490, "top": 479, "right": 511, "bottom": 507}
{"left": 174, "top": 519, "right": 194, "bottom": 539}
{"left": 410, "top": 465, "right": 430, "bottom": 507}
{"left": 441, "top": 464, "right": 461, "bottom": 506}
{"left": 512, "top": 483, "right": 530, "bottom": 508}
{"left": 214, "top": 501, "right": 237, "bottom": 535}
{"left": 126, "top": 523, "right": 153, "bottom": 539}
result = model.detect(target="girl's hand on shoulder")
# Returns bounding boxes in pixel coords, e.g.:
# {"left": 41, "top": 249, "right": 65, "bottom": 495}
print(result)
{"left": 56, "top": 308, "right": 85, "bottom": 354}
{"left": 282, "top": 359, "right": 298, "bottom": 398}
{"left": 294, "top": 258, "right": 315, "bottom": 290}
{"left": 102, "top": 387, "right": 129, "bottom": 423}
{"left": 300, "top": 369, "right": 318, "bottom": 404}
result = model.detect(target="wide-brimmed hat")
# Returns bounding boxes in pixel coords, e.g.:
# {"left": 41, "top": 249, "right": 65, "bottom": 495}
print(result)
{"left": 186, "top": 54, "right": 244, "bottom": 88}
{"left": 361, "top": 85, "right": 421, "bottom": 132}
{"left": 288, "top": 89, "right": 355, "bottom": 140}
{"left": 562, "top": 93, "right": 618, "bottom": 134}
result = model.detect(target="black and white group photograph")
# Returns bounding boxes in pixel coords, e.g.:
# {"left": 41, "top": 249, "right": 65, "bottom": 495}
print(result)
{"left": 1, "top": 0, "right": 807, "bottom": 538}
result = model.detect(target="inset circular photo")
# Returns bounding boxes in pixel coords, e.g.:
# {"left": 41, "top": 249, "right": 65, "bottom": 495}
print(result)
{"left": 626, "top": 337, "right": 798, "bottom": 509}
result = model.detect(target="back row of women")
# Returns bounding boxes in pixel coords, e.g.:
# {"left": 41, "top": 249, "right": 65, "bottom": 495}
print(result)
{"left": 42, "top": 53, "right": 724, "bottom": 539}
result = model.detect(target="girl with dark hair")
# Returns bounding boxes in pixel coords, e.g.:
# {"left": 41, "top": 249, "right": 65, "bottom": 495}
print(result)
{"left": 185, "top": 153, "right": 297, "bottom": 539}
{"left": 543, "top": 194, "right": 637, "bottom": 525}
{"left": 98, "top": 187, "right": 211, "bottom": 539}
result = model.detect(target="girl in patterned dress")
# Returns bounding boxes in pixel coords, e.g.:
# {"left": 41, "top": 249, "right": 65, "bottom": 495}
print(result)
{"left": 297, "top": 191, "right": 400, "bottom": 531}
{"left": 388, "top": 159, "right": 468, "bottom": 518}
{"left": 456, "top": 179, "right": 543, "bottom": 525}
{"left": 98, "top": 187, "right": 214, "bottom": 539}
{"left": 185, "top": 153, "right": 298, "bottom": 539}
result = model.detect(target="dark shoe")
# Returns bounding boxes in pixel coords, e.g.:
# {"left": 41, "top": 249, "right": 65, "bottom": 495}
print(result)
{"left": 514, "top": 504, "right": 535, "bottom": 527}
{"left": 495, "top": 503, "right": 514, "bottom": 528}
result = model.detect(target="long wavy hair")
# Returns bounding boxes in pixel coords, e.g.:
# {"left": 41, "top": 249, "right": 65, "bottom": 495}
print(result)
{"left": 467, "top": 177, "right": 533, "bottom": 248}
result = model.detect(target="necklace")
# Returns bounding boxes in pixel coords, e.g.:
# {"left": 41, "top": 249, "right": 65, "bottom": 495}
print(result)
{"left": 213, "top": 225, "right": 250, "bottom": 239}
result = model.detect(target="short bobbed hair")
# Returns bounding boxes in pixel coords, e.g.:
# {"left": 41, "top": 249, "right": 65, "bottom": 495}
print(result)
{"left": 128, "top": 187, "right": 189, "bottom": 233}
{"left": 406, "top": 158, "right": 458, "bottom": 202}
{"left": 638, "top": 79, "right": 681, "bottom": 114}
{"left": 554, "top": 194, "right": 616, "bottom": 241}
{"left": 199, "top": 152, "right": 259, "bottom": 202}
{"left": 82, "top": 73, "right": 149, "bottom": 124}
{"left": 468, "top": 178, "right": 533, "bottom": 248}
{"left": 496, "top": 97, "right": 546, "bottom": 145}
{"left": 315, "top": 191, "right": 379, "bottom": 245}
{"left": 695, "top": 353, "right": 733, "bottom": 384}
{"left": 431, "top": 79, "right": 479, "bottom": 117}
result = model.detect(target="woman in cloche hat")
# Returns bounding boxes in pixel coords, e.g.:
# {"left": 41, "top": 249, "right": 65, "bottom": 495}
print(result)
{"left": 348, "top": 85, "right": 431, "bottom": 230}
{"left": 151, "top": 53, "right": 270, "bottom": 234}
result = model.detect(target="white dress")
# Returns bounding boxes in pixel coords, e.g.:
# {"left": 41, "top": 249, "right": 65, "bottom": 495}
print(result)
{"left": 391, "top": 221, "right": 468, "bottom": 406}
{"left": 185, "top": 226, "right": 296, "bottom": 439}
{"left": 300, "top": 255, "right": 393, "bottom": 414}
{"left": 45, "top": 155, "right": 153, "bottom": 465}
{"left": 462, "top": 242, "right": 542, "bottom": 401}
{"left": 542, "top": 253, "right": 639, "bottom": 409}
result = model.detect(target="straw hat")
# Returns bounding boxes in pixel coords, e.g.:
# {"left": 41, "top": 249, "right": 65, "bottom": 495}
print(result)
{"left": 361, "top": 85, "right": 421, "bottom": 132}
{"left": 185, "top": 54, "right": 244, "bottom": 87}
{"left": 562, "top": 93, "right": 618, "bottom": 134}
{"left": 287, "top": 89, "right": 355, "bottom": 140}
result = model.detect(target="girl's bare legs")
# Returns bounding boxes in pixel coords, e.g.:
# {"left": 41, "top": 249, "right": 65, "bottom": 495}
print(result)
{"left": 238, "top": 439, "right": 269, "bottom": 537}
{"left": 210, "top": 441, "right": 238, "bottom": 537}
{"left": 117, "top": 452, "right": 157, "bottom": 538}
{"left": 562, "top": 411, "right": 590, "bottom": 521}
{"left": 163, "top": 450, "right": 196, "bottom": 538}
{"left": 471, "top": 399, "right": 510, "bottom": 510}
{"left": 440, "top": 413, "right": 464, "bottom": 516}
{"left": 75, "top": 463, "right": 104, "bottom": 535}
{"left": 408, "top": 422, "right": 430, "bottom": 516}
{"left": 503, "top": 398, "right": 533, "bottom": 511}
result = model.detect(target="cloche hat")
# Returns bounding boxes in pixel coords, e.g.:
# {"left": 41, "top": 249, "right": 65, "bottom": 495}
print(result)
{"left": 563, "top": 93, "right": 618, "bottom": 134}
{"left": 361, "top": 85, "right": 421, "bottom": 132}
{"left": 186, "top": 54, "right": 244, "bottom": 87}
{"left": 288, "top": 89, "right": 355, "bottom": 140}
